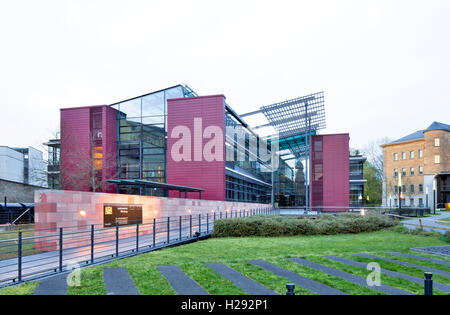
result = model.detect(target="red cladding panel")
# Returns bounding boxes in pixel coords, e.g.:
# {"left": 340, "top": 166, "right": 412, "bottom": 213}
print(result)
{"left": 311, "top": 134, "right": 349, "bottom": 211}
{"left": 61, "top": 105, "right": 117, "bottom": 193}
{"left": 167, "top": 95, "right": 226, "bottom": 201}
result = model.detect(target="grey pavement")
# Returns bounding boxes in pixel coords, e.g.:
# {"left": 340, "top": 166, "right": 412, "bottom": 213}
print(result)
{"left": 33, "top": 273, "right": 68, "bottom": 295}
{"left": 103, "top": 268, "right": 140, "bottom": 295}
{"left": 288, "top": 257, "right": 413, "bottom": 295}
{"left": 250, "top": 260, "right": 347, "bottom": 295}
{"left": 324, "top": 255, "right": 450, "bottom": 293}
{"left": 411, "top": 246, "right": 450, "bottom": 257}
{"left": 402, "top": 212, "right": 450, "bottom": 234}
{"left": 205, "top": 262, "right": 278, "bottom": 295}
{"left": 355, "top": 253, "right": 450, "bottom": 278}
{"left": 386, "top": 251, "right": 450, "bottom": 267}
{"left": 158, "top": 265, "right": 209, "bottom": 295}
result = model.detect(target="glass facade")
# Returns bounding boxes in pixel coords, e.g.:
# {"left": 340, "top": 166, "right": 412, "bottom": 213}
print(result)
{"left": 224, "top": 109, "right": 298, "bottom": 205}
{"left": 111, "top": 85, "right": 196, "bottom": 196}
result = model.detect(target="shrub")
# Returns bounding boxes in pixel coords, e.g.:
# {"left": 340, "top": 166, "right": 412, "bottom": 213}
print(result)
{"left": 212, "top": 213, "right": 398, "bottom": 238}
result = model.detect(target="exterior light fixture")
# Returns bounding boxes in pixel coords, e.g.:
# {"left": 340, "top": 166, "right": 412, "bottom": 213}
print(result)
{"left": 153, "top": 210, "right": 158, "bottom": 214}
{"left": 188, "top": 209, "right": 192, "bottom": 214}
{"left": 79, "top": 210, "right": 87, "bottom": 218}
{"left": 361, "top": 209, "right": 366, "bottom": 216}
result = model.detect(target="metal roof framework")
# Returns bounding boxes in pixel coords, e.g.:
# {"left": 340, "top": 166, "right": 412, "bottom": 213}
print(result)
{"left": 242, "top": 92, "right": 326, "bottom": 159}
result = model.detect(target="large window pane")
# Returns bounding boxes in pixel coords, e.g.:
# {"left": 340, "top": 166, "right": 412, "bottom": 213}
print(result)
{"left": 119, "top": 99, "right": 141, "bottom": 118}
{"left": 142, "top": 91, "right": 165, "bottom": 116}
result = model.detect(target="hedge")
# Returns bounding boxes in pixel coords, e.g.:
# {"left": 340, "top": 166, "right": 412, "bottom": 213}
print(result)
{"left": 212, "top": 213, "right": 398, "bottom": 238}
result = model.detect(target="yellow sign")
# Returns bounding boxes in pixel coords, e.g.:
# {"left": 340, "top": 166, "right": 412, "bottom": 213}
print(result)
{"left": 105, "top": 207, "right": 113, "bottom": 215}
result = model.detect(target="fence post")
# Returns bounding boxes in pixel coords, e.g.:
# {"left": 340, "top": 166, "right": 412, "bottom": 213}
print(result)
{"left": 207, "top": 213, "right": 209, "bottom": 233}
{"left": 59, "top": 227, "right": 63, "bottom": 272}
{"left": 116, "top": 223, "right": 119, "bottom": 257}
{"left": 136, "top": 221, "right": 139, "bottom": 253}
{"left": 190, "top": 215, "right": 192, "bottom": 238}
{"left": 199, "top": 214, "right": 202, "bottom": 234}
{"left": 91, "top": 225, "right": 94, "bottom": 263}
{"left": 425, "top": 273, "right": 433, "bottom": 295}
{"left": 179, "top": 216, "right": 182, "bottom": 241}
{"left": 153, "top": 218, "right": 156, "bottom": 247}
{"left": 18, "top": 231, "right": 22, "bottom": 282}
{"left": 220, "top": 212, "right": 222, "bottom": 219}
{"left": 167, "top": 217, "right": 170, "bottom": 244}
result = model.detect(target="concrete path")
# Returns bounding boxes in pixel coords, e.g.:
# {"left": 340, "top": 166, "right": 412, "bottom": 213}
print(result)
{"left": 411, "top": 246, "right": 450, "bottom": 257}
{"left": 250, "top": 260, "right": 347, "bottom": 295}
{"left": 205, "top": 263, "right": 278, "bottom": 295}
{"left": 402, "top": 212, "right": 450, "bottom": 234}
{"left": 33, "top": 273, "right": 68, "bottom": 295}
{"left": 324, "top": 255, "right": 450, "bottom": 293}
{"left": 386, "top": 252, "right": 450, "bottom": 267}
{"left": 158, "top": 265, "right": 209, "bottom": 295}
{"left": 355, "top": 253, "right": 450, "bottom": 278}
{"left": 103, "top": 268, "right": 140, "bottom": 295}
{"left": 288, "top": 258, "right": 413, "bottom": 295}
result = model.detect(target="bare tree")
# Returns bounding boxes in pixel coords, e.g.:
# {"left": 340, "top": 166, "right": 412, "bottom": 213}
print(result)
{"left": 60, "top": 129, "right": 117, "bottom": 193}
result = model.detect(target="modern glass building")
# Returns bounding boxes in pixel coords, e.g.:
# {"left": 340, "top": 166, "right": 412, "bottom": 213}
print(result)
{"left": 54, "top": 84, "right": 360, "bottom": 209}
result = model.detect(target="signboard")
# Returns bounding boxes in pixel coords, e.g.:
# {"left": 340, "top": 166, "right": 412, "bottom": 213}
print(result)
{"left": 103, "top": 204, "right": 143, "bottom": 228}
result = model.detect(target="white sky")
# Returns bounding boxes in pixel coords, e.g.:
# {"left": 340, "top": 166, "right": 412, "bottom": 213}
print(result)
{"left": 1, "top": 0, "right": 449, "bottom": 153}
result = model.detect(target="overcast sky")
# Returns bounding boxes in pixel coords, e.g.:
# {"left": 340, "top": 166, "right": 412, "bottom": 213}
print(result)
{"left": 1, "top": 0, "right": 449, "bottom": 154}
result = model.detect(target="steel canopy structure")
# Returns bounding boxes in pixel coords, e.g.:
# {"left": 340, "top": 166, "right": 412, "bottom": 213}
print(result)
{"left": 242, "top": 91, "right": 326, "bottom": 159}
{"left": 241, "top": 91, "right": 326, "bottom": 209}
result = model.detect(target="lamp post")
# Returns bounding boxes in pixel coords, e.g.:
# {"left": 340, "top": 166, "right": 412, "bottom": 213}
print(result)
{"left": 358, "top": 194, "right": 363, "bottom": 208}
{"left": 433, "top": 180, "right": 437, "bottom": 215}
{"left": 389, "top": 195, "right": 392, "bottom": 210}
{"left": 398, "top": 173, "right": 402, "bottom": 217}
{"left": 425, "top": 187, "right": 429, "bottom": 209}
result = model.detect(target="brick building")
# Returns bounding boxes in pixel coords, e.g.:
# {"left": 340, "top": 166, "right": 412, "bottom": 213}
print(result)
{"left": 381, "top": 122, "right": 449, "bottom": 209}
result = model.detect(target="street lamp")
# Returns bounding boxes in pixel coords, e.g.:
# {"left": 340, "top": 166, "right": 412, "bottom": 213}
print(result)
{"left": 389, "top": 195, "right": 392, "bottom": 210}
{"left": 433, "top": 179, "right": 437, "bottom": 215}
{"left": 358, "top": 194, "right": 363, "bottom": 207}
{"left": 398, "top": 173, "right": 403, "bottom": 216}
{"left": 425, "top": 187, "right": 429, "bottom": 209}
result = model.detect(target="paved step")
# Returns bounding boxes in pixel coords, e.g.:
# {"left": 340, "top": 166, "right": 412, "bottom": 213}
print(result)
{"left": 33, "top": 274, "right": 68, "bottom": 295}
{"left": 250, "top": 260, "right": 347, "bottom": 295}
{"left": 205, "top": 263, "right": 278, "bottom": 295}
{"left": 288, "top": 258, "right": 413, "bottom": 295}
{"left": 356, "top": 254, "right": 450, "bottom": 278}
{"left": 324, "top": 255, "right": 450, "bottom": 293}
{"left": 386, "top": 252, "right": 450, "bottom": 267}
{"left": 411, "top": 246, "right": 450, "bottom": 257}
{"left": 158, "top": 265, "right": 209, "bottom": 295}
{"left": 103, "top": 268, "right": 140, "bottom": 295}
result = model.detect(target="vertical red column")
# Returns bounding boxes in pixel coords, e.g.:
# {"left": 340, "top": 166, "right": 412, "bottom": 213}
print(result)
{"left": 311, "top": 134, "right": 349, "bottom": 212}
{"left": 167, "top": 95, "right": 226, "bottom": 201}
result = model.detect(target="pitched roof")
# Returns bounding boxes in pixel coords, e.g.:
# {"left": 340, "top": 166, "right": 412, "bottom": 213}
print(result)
{"left": 385, "top": 121, "right": 449, "bottom": 146}
{"left": 425, "top": 121, "right": 450, "bottom": 132}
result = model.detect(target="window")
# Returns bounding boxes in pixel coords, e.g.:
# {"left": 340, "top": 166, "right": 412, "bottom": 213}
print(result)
{"left": 419, "top": 198, "right": 423, "bottom": 206}
{"left": 419, "top": 165, "right": 423, "bottom": 175}
{"left": 394, "top": 153, "right": 398, "bottom": 161}
{"left": 402, "top": 168, "right": 406, "bottom": 176}
{"left": 419, "top": 184, "right": 423, "bottom": 193}
{"left": 410, "top": 167, "right": 414, "bottom": 176}
{"left": 410, "top": 198, "right": 415, "bottom": 206}
{"left": 394, "top": 186, "right": 398, "bottom": 194}
{"left": 402, "top": 152, "right": 406, "bottom": 160}
{"left": 435, "top": 138, "right": 440, "bottom": 147}
{"left": 402, "top": 185, "right": 406, "bottom": 193}
{"left": 410, "top": 151, "right": 414, "bottom": 159}
{"left": 410, "top": 184, "right": 415, "bottom": 193}
{"left": 394, "top": 169, "right": 398, "bottom": 177}
{"left": 435, "top": 155, "right": 440, "bottom": 164}
{"left": 394, "top": 199, "right": 398, "bottom": 207}
{"left": 419, "top": 149, "right": 423, "bottom": 158}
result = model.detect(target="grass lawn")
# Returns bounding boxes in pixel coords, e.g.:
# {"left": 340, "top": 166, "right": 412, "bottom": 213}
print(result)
{"left": 2, "top": 229, "right": 449, "bottom": 295}
{"left": 0, "top": 227, "right": 41, "bottom": 260}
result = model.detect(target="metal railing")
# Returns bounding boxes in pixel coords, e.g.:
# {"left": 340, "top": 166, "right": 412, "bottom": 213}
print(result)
{"left": 0, "top": 207, "right": 274, "bottom": 287}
